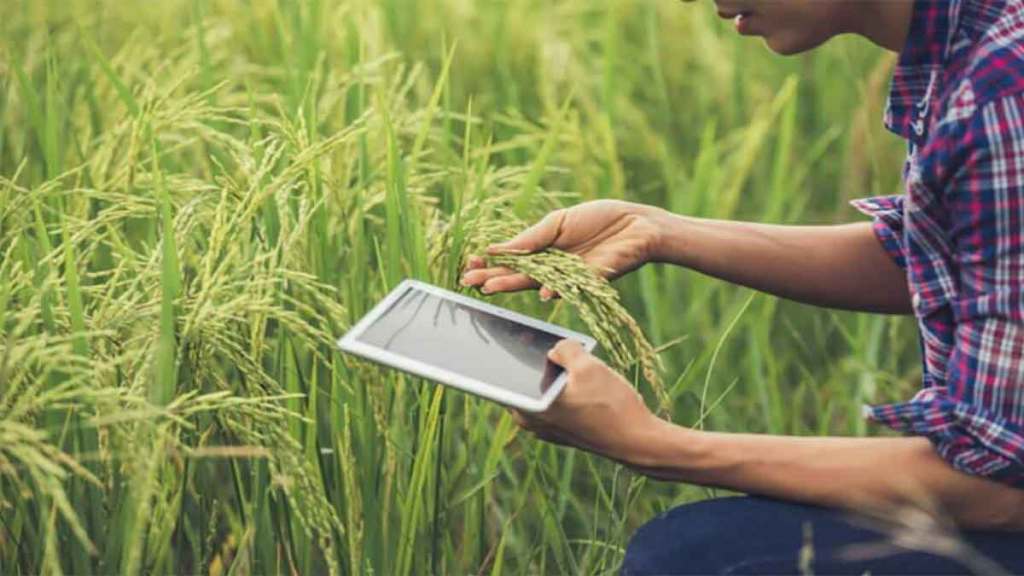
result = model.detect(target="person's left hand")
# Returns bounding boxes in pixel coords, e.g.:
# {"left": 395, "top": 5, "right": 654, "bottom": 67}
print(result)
{"left": 511, "top": 340, "right": 667, "bottom": 467}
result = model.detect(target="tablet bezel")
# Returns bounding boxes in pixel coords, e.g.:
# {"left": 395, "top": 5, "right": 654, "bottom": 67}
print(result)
{"left": 337, "top": 279, "right": 597, "bottom": 412}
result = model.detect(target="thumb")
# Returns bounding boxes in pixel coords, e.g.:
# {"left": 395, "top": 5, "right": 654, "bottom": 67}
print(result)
{"left": 547, "top": 339, "right": 588, "bottom": 370}
{"left": 488, "top": 210, "right": 565, "bottom": 255}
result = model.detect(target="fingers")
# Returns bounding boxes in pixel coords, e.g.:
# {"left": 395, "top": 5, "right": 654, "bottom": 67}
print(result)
{"left": 461, "top": 261, "right": 557, "bottom": 299}
{"left": 488, "top": 209, "right": 565, "bottom": 255}
{"left": 508, "top": 409, "right": 569, "bottom": 447}
{"left": 539, "top": 286, "right": 559, "bottom": 301}
{"left": 463, "top": 208, "right": 567, "bottom": 296}
{"left": 461, "top": 266, "right": 540, "bottom": 294}
{"left": 460, "top": 259, "right": 554, "bottom": 297}
{"left": 508, "top": 408, "right": 526, "bottom": 427}
{"left": 461, "top": 265, "right": 516, "bottom": 286}
{"left": 547, "top": 339, "right": 590, "bottom": 370}
{"left": 482, "top": 274, "right": 541, "bottom": 294}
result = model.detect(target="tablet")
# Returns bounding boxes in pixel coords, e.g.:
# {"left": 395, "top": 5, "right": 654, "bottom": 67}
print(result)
{"left": 337, "top": 279, "right": 597, "bottom": 412}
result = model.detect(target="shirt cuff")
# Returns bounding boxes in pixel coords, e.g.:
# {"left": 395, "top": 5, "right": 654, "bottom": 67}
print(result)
{"left": 865, "top": 388, "right": 1024, "bottom": 488}
{"left": 850, "top": 195, "right": 908, "bottom": 270}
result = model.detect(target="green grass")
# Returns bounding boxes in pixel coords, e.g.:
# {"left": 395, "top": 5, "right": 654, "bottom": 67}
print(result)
{"left": 0, "top": 0, "right": 924, "bottom": 573}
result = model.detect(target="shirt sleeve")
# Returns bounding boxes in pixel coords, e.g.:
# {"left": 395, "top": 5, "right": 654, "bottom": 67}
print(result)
{"left": 849, "top": 195, "right": 908, "bottom": 270}
{"left": 867, "top": 94, "right": 1024, "bottom": 488}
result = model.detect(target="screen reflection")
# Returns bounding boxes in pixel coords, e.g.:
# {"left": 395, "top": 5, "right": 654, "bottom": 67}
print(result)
{"left": 356, "top": 287, "right": 564, "bottom": 399}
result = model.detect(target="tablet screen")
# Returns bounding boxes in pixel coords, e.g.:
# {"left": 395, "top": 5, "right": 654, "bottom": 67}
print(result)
{"left": 354, "top": 286, "right": 564, "bottom": 399}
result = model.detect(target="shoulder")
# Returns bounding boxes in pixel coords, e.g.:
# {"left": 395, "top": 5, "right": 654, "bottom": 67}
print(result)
{"left": 944, "top": 0, "right": 1024, "bottom": 120}
{"left": 929, "top": 0, "right": 1024, "bottom": 152}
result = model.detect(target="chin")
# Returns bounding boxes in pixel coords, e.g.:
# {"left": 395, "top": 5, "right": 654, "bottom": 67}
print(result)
{"left": 763, "top": 34, "right": 827, "bottom": 56}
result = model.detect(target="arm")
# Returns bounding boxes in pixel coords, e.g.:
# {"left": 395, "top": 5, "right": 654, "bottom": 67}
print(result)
{"left": 463, "top": 200, "right": 911, "bottom": 315}
{"left": 521, "top": 341, "right": 1024, "bottom": 532}
{"left": 631, "top": 423, "right": 1024, "bottom": 531}
{"left": 651, "top": 213, "right": 912, "bottom": 314}
{"left": 641, "top": 95, "right": 1024, "bottom": 531}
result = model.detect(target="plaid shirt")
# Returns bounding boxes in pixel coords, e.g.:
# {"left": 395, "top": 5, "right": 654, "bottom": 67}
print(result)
{"left": 852, "top": 0, "right": 1024, "bottom": 487}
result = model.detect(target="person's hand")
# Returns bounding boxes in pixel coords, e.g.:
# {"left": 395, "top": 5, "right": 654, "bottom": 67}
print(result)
{"left": 462, "top": 200, "right": 669, "bottom": 299}
{"left": 511, "top": 339, "right": 667, "bottom": 466}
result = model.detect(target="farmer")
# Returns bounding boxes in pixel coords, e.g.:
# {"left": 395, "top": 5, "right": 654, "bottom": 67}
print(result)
{"left": 463, "top": 0, "right": 1024, "bottom": 573}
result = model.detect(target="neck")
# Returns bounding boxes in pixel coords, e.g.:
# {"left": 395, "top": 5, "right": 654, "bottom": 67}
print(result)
{"left": 845, "top": 0, "right": 916, "bottom": 52}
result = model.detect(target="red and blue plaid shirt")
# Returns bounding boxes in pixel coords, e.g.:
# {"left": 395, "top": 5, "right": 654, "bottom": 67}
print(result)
{"left": 852, "top": 0, "right": 1024, "bottom": 488}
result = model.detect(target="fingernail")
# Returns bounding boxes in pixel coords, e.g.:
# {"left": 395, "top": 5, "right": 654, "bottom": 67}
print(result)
{"left": 481, "top": 285, "right": 492, "bottom": 294}
{"left": 460, "top": 275, "right": 471, "bottom": 286}
{"left": 540, "top": 291, "right": 551, "bottom": 302}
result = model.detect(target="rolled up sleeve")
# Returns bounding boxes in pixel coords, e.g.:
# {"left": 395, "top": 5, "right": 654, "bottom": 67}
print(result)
{"left": 850, "top": 195, "right": 908, "bottom": 270}
{"left": 867, "top": 95, "right": 1024, "bottom": 488}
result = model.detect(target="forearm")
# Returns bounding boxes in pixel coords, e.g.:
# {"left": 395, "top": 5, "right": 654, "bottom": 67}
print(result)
{"left": 651, "top": 211, "right": 911, "bottom": 314}
{"left": 630, "top": 421, "right": 1024, "bottom": 531}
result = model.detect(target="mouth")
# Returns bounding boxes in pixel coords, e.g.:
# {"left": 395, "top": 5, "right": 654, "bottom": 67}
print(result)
{"left": 717, "top": 9, "right": 756, "bottom": 35}
{"left": 716, "top": 9, "right": 752, "bottom": 19}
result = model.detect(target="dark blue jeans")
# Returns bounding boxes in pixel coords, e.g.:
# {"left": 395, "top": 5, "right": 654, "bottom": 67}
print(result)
{"left": 622, "top": 496, "right": 1024, "bottom": 575}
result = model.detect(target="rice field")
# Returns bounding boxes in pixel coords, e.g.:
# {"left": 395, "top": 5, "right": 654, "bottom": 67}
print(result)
{"left": 1, "top": 0, "right": 924, "bottom": 573}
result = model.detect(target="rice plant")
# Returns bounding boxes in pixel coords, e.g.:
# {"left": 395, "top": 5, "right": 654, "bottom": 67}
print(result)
{"left": 0, "top": 0, "right": 921, "bottom": 573}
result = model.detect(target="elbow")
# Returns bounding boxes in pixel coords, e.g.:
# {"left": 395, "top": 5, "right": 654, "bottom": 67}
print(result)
{"left": 891, "top": 439, "right": 1024, "bottom": 531}
{"left": 961, "top": 487, "right": 1024, "bottom": 531}
{"left": 936, "top": 468, "right": 1024, "bottom": 531}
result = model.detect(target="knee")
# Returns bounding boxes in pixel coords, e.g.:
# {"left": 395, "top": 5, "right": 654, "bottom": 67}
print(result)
{"left": 621, "top": 497, "right": 752, "bottom": 576}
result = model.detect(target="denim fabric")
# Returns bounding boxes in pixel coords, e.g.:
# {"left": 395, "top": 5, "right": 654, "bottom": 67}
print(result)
{"left": 621, "top": 496, "right": 1024, "bottom": 575}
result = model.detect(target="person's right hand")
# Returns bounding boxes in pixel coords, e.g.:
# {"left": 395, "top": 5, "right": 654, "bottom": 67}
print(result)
{"left": 462, "top": 200, "right": 669, "bottom": 299}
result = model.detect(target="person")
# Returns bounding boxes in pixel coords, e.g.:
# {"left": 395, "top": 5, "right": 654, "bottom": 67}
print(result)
{"left": 462, "top": 0, "right": 1024, "bottom": 573}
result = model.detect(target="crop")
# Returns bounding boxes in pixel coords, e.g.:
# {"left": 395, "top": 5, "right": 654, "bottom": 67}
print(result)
{"left": 1, "top": 0, "right": 921, "bottom": 574}
{"left": 467, "top": 218, "right": 667, "bottom": 409}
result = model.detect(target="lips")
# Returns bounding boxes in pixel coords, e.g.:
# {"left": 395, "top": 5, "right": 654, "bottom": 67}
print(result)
{"left": 716, "top": 8, "right": 755, "bottom": 34}
{"left": 716, "top": 8, "right": 752, "bottom": 19}
{"left": 734, "top": 12, "right": 754, "bottom": 34}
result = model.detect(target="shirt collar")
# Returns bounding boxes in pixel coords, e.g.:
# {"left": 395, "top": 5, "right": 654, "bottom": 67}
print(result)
{"left": 885, "top": 0, "right": 961, "bottom": 142}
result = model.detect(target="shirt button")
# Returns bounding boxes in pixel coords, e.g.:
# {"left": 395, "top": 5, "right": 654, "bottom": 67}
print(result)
{"left": 912, "top": 293, "right": 921, "bottom": 310}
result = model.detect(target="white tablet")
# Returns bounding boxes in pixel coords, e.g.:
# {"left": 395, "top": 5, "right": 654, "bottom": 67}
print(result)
{"left": 337, "top": 279, "right": 597, "bottom": 412}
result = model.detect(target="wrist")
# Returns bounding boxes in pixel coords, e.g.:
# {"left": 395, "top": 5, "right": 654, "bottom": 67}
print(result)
{"left": 646, "top": 208, "right": 693, "bottom": 266}
{"left": 622, "top": 417, "right": 708, "bottom": 473}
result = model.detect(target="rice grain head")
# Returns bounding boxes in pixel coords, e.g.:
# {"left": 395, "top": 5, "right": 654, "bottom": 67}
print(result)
{"left": 468, "top": 216, "right": 668, "bottom": 413}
